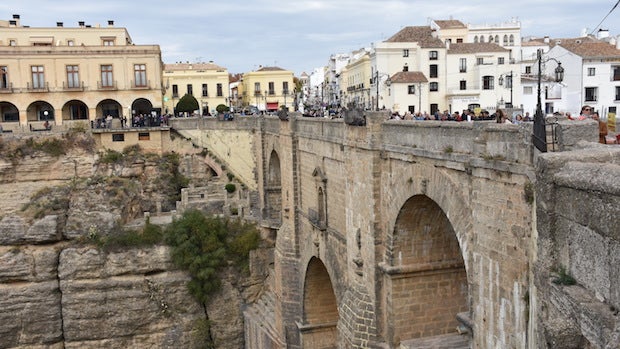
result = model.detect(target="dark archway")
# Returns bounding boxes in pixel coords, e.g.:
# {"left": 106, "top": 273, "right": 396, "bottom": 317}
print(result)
{"left": 131, "top": 98, "right": 153, "bottom": 116}
{"left": 96, "top": 99, "right": 122, "bottom": 118}
{"left": 265, "top": 150, "right": 282, "bottom": 225}
{"left": 302, "top": 257, "right": 338, "bottom": 349}
{"left": 26, "top": 101, "right": 54, "bottom": 121}
{"left": 62, "top": 100, "right": 88, "bottom": 120}
{"left": 0, "top": 101, "right": 19, "bottom": 122}
{"left": 388, "top": 194, "right": 468, "bottom": 344}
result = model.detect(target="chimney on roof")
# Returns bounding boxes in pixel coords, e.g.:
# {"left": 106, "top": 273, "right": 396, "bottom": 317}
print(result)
{"left": 57, "top": 22, "right": 63, "bottom": 27}
{"left": 543, "top": 36, "right": 550, "bottom": 43}
{"left": 580, "top": 28, "right": 588, "bottom": 37}
{"left": 445, "top": 39, "right": 450, "bottom": 50}
{"left": 108, "top": 20, "right": 114, "bottom": 27}
{"left": 597, "top": 28, "right": 609, "bottom": 39}
{"left": 78, "top": 21, "right": 85, "bottom": 28}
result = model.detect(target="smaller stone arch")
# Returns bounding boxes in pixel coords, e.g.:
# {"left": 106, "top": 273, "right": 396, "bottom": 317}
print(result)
{"left": 265, "top": 149, "right": 282, "bottom": 224}
{"left": 312, "top": 167, "right": 327, "bottom": 230}
{"left": 301, "top": 257, "right": 339, "bottom": 348}
{"left": 473, "top": 36, "right": 479, "bottom": 43}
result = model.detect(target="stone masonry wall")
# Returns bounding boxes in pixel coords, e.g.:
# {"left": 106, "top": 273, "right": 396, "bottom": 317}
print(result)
{"left": 535, "top": 143, "right": 620, "bottom": 348}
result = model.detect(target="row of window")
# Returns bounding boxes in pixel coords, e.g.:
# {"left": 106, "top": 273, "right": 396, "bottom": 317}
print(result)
{"left": 473, "top": 34, "right": 515, "bottom": 46}
{"left": 5, "top": 38, "right": 116, "bottom": 47}
{"left": 402, "top": 49, "right": 440, "bottom": 60}
{"left": 584, "top": 86, "right": 620, "bottom": 102}
{"left": 0, "top": 64, "right": 148, "bottom": 90}
{"left": 171, "top": 83, "right": 224, "bottom": 98}
{"left": 252, "top": 81, "right": 290, "bottom": 95}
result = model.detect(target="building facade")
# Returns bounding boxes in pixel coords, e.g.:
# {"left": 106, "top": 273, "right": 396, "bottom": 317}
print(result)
{"left": 163, "top": 61, "right": 229, "bottom": 116}
{"left": 240, "top": 66, "right": 294, "bottom": 112}
{"left": 0, "top": 15, "right": 163, "bottom": 131}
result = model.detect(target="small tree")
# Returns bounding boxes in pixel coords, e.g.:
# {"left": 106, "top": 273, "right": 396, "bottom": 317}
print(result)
{"left": 216, "top": 104, "right": 229, "bottom": 114}
{"left": 175, "top": 94, "right": 199, "bottom": 114}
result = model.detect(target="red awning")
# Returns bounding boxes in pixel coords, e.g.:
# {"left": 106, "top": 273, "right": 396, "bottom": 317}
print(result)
{"left": 267, "top": 102, "right": 279, "bottom": 111}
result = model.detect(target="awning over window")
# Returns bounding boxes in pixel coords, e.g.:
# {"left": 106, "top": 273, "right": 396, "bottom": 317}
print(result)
{"left": 29, "top": 36, "right": 54, "bottom": 44}
{"left": 267, "top": 102, "right": 279, "bottom": 111}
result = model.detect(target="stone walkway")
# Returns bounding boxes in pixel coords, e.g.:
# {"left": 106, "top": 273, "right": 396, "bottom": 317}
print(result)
{"left": 400, "top": 333, "right": 470, "bottom": 349}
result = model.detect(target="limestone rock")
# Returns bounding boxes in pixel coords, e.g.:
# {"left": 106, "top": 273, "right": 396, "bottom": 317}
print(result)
{"left": 0, "top": 215, "right": 59, "bottom": 245}
{"left": 0, "top": 245, "right": 59, "bottom": 283}
{"left": 0, "top": 280, "right": 63, "bottom": 348}
{"left": 57, "top": 246, "right": 203, "bottom": 348}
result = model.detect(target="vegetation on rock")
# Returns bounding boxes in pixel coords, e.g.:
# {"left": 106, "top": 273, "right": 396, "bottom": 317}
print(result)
{"left": 164, "top": 209, "right": 260, "bottom": 304}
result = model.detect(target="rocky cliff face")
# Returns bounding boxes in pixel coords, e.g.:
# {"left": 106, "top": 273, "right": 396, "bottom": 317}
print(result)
{"left": 0, "top": 133, "right": 268, "bottom": 349}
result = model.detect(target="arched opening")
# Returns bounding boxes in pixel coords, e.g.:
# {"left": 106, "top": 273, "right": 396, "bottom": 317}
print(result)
{"left": 26, "top": 101, "right": 53, "bottom": 121}
{"left": 131, "top": 97, "right": 153, "bottom": 116}
{"left": 265, "top": 150, "right": 282, "bottom": 224}
{"left": 317, "top": 187, "right": 325, "bottom": 226}
{"left": 387, "top": 194, "right": 468, "bottom": 346}
{"left": 0, "top": 101, "right": 19, "bottom": 122}
{"left": 96, "top": 99, "right": 122, "bottom": 118}
{"left": 301, "top": 257, "right": 338, "bottom": 349}
{"left": 62, "top": 100, "right": 88, "bottom": 120}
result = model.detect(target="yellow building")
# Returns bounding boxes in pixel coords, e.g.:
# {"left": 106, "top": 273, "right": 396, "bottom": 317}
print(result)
{"left": 163, "top": 62, "right": 229, "bottom": 116}
{"left": 339, "top": 50, "right": 372, "bottom": 109}
{"left": 240, "top": 66, "right": 294, "bottom": 112}
{"left": 0, "top": 15, "right": 163, "bottom": 131}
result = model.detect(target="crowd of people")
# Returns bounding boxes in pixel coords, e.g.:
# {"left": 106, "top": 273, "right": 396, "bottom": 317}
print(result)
{"left": 91, "top": 113, "right": 170, "bottom": 129}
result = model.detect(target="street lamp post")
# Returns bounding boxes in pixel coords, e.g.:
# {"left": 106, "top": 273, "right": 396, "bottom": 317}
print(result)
{"left": 498, "top": 71, "right": 514, "bottom": 108}
{"left": 533, "top": 48, "right": 564, "bottom": 152}
{"left": 374, "top": 71, "right": 391, "bottom": 111}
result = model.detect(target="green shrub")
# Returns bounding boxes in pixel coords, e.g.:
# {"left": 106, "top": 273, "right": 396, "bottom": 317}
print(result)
{"left": 97, "top": 222, "right": 163, "bottom": 251}
{"left": 164, "top": 210, "right": 260, "bottom": 304}
{"left": 226, "top": 172, "right": 234, "bottom": 181}
{"left": 216, "top": 104, "right": 229, "bottom": 113}
{"left": 552, "top": 265, "right": 576, "bottom": 286}
{"left": 224, "top": 183, "right": 236, "bottom": 193}
{"left": 100, "top": 149, "right": 124, "bottom": 163}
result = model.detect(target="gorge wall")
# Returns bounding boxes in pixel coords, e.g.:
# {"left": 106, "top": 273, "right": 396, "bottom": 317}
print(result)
{"left": 0, "top": 133, "right": 265, "bottom": 349}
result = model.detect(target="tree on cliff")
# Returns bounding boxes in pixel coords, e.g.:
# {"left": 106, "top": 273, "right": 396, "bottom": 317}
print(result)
{"left": 175, "top": 94, "right": 199, "bottom": 115}
{"left": 164, "top": 210, "right": 260, "bottom": 304}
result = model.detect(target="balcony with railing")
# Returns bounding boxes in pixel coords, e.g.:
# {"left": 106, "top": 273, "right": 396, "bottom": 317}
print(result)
{"left": 131, "top": 80, "right": 151, "bottom": 89}
{"left": 62, "top": 81, "right": 85, "bottom": 91}
{"left": 0, "top": 83, "right": 13, "bottom": 93}
{"left": 97, "top": 81, "right": 118, "bottom": 90}
{"left": 27, "top": 82, "right": 49, "bottom": 92}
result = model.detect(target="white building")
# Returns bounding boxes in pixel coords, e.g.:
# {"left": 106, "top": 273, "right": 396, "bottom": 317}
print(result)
{"left": 545, "top": 38, "right": 620, "bottom": 118}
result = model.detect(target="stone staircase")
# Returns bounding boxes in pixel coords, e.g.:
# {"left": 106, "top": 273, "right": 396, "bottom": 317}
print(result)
{"left": 400, "top": 333, "right": 470, "bottom": 349}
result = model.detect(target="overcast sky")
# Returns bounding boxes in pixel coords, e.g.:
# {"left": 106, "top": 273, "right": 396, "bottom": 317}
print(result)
{"left": 2, "top": 1, "right": 619, "bottom": 75}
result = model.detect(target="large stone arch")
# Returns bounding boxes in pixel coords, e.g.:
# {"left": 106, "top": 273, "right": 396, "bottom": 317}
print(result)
{"left": 61, "top": 100, "right": 89, "bottom": 120}
{"left": 380, "top": 162, "right": 474, "bottom": 346}
{"left": 387, "top": 195, "right": 469, "bottom": 344}
{"left": 265, "top": 149, "right": 282, "bottom": 225}
{"left": 301, "top": 257, "right": 339, "bottom": 349}
{"left": 383, "top": 163, "right": 473, "bottom": 274}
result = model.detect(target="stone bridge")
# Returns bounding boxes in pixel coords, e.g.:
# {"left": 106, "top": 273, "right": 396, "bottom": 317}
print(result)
{"left": 171, "top": 113, "right": 616, "bottom": 349}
